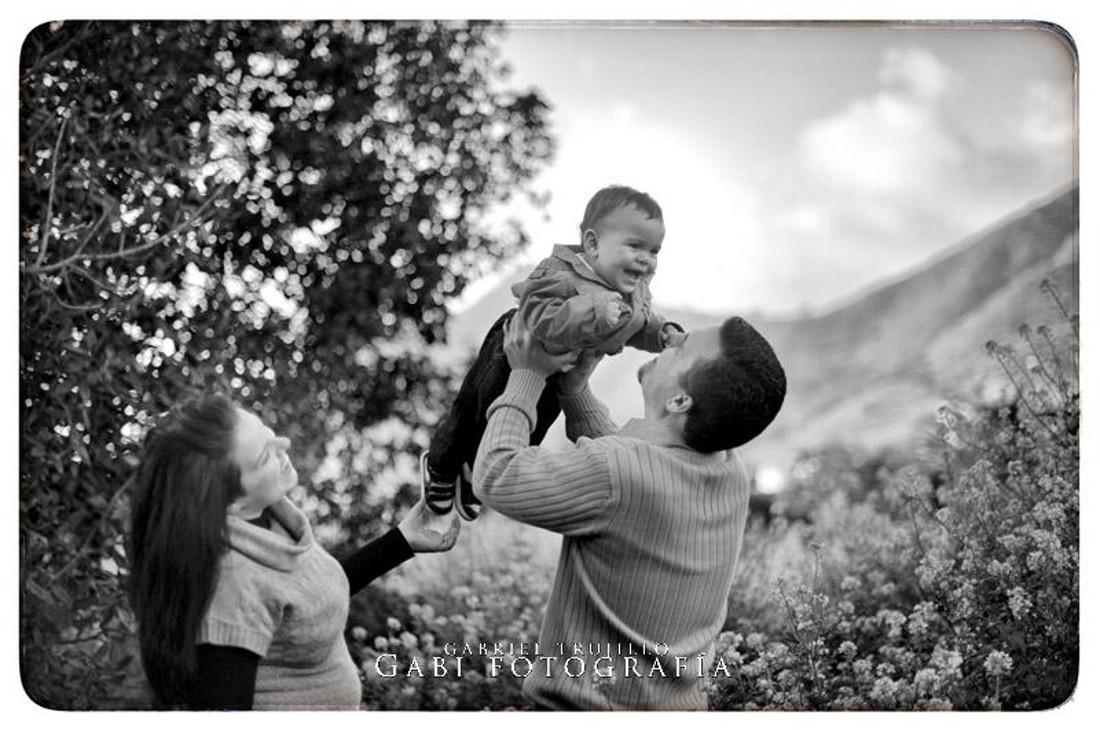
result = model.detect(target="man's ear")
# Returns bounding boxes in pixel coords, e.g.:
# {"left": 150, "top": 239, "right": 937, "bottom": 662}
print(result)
{"left": 665, "top": 393, "right": 692, "bottom": 415}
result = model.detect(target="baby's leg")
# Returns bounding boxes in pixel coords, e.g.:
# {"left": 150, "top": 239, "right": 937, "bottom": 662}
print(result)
{"left": 530, "top": 374, "right": 563, "bottom": 445}
{"left": 427, "top": 309, "right": 516, "bottom": 482}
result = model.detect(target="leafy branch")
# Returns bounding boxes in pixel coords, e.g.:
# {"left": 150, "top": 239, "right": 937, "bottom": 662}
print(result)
{"left": 24, "top": 183, "right": 230, "bottom": 277}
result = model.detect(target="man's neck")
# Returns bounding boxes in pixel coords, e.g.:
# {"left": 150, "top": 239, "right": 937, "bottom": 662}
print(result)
{"left": 618, "top": 417, "right": 689, "bottom": 449}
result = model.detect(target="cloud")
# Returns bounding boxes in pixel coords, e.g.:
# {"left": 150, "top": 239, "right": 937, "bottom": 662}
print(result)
{"left": 799, "top": 46, "right": 960, "bottom": 196}
{"left": 879, "top": 45, "right": 956, "bottom": 101}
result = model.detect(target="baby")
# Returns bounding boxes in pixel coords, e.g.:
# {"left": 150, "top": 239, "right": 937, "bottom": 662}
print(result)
{"left": 420, "top": 185, "right": 682, "bottom": 519}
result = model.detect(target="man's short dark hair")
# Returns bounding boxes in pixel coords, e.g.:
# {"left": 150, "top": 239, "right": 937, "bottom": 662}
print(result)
{"left": 681, "top": 317, "right": 786, "bottom": 453}
{"left": 579, "top": 184, "right": 663, "bottom": 233}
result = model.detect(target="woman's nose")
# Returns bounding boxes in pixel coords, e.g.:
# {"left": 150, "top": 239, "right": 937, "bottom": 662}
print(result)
{"left": 275, "top": 436, "right": 291, "bottom": 452}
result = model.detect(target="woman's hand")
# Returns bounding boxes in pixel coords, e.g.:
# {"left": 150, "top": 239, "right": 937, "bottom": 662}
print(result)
{"left": 398, "top": 498, "right": 460, "bottom": 553}
{"left": 503, "top": 312, "right": 579, "bottom": 378}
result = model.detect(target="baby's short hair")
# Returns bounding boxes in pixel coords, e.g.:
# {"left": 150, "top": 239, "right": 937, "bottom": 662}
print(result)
{"left": 579, "top": 185, "right": 663, "bottom": 234}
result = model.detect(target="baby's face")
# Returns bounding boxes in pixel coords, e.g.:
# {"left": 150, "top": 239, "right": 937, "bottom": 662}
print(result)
{"left": 584, "top": 205, "right": 665, "bottom": 295}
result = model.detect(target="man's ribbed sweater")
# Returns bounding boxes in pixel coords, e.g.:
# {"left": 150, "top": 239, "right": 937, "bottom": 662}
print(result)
{"left": 473, "top": 369, "right": 751, "bottom": 710}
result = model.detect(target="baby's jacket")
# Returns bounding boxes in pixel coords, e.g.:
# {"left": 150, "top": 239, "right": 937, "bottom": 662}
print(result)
{"left": 510, "top": 244, "right": 670, "bottom": 356}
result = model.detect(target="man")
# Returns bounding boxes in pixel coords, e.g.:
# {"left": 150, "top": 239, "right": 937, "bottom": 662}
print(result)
{"left": 473, "top": 313, "right": 786, "bottom": 710}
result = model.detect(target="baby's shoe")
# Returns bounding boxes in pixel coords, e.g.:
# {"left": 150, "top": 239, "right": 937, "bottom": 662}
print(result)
{"left": 455, "top": 462, "right": 481, "bottom": 521}
{"left": 420, "top": 451, "right": 456, "bottom": 515}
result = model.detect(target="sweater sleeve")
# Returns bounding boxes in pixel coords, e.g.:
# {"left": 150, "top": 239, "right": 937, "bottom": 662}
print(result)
{"left": 626, "top": 311, "right": 667, "bottom": 353}
{"left": 191, "top": 644, "right": 260, "bottom": 710}
{"left": 473, "top": 369, "right": 616, "bottom": 537}
{"left": 198, "top": 564, "right": 279, "bottom": 658}
{"left": 339, "top": 527, "right": 415, "bottom": 596}
{"left": 558, "top": 385, "right": 618, "bottom": 442}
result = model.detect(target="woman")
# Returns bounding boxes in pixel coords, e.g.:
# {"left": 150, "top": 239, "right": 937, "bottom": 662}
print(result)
{"left": 128, "top": 393, "right": 459, "bottom": 710}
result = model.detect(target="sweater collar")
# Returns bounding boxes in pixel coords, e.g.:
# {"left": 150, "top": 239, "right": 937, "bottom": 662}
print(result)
{"left": 225, "top": 497, "right": 313, "bottom": 572}
{"left": 618, "top": 418, "right": 733, "bottom": 463}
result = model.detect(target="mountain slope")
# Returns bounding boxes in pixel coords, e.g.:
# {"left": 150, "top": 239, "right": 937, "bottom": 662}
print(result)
{"left": 742, "top": 184, "right": 1078, "bottom": 470}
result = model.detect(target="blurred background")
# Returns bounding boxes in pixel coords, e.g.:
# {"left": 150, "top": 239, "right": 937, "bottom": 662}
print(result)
{"left": 18, "top": 20, "right": 1078, "bottom": 710}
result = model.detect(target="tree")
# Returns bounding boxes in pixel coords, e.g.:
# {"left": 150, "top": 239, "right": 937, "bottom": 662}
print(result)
{"left": 19, "top": 20, "right": 552, "bottom": 708}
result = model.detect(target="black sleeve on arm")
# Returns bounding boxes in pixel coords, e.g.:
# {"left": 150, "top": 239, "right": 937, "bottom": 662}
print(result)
{"left": 340, "top": 527, "right": 415, "bottom": 596}
{"left": 191, "top": 644, "right": 260, "bottom": 710}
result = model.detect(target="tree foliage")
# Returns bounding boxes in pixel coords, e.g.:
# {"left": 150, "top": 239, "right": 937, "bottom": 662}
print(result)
{"left": 19, "top": 19, "right": 552, "bottom": 708}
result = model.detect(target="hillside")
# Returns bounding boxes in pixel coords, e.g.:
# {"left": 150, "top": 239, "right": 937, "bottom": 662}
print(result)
{"left": 445, "top": 184, "right": 1079, "bottom": 479}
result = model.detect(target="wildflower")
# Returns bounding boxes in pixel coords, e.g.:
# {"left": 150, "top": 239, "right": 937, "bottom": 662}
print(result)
{"left": 767, "top": 642, "right": 791, "bottom": 659}
{"left": 350, "top": 626, "right": 367, "bottom": 641}
{"left": 915, "top": 553, "right": 950, "bottom": 590}
{"left": 950, "top": 595, "right": 975, "bottom": 620}
{"left": 913, "top": 668, "right": 939, "bottom": 696}
{"left": 870, "top": 677, "right": 900, "bottom": 707}
{"left": 399, "top": 631, "right": 418, "bottom": 649}
{"left": 373, "top": 636, "right": 390, "bottom": 651}
{"left": 930, "top": 644, "right": 963, "bottom": 678}
{"left": 717, "top": 631, "right": 743, "bottom": 650}
{"left": 840, "top": 576, "right": 862, "bottom": 592}
{"left": 877, "top": 609, "right": 907, "bottom": 639}
{"left": 907, "top": 611, "right": 929, "bottom": 637}
{"left": 838, "top": 641, "right": 858, "bottom": 660}
{"left": 986, "top": 559, "right": 1013, "bottom": 579}
{"left": 983, "top": 650, "right": 1013, "bottom": 677}
{"left": 742, "top": 658, "right": 767, "bottom": 678}
{"left": 919, "top": 697, "right": 954, "bottom": 710}
{"left": 898, "top": 468, "right": 931, "bottom": 500}
{"left": 745, "top": 632, "right": 765, "bottom": 650}
{"left": 873, "top": 581, "right": 898, "bottom": 598}
{"left": 1007, "top": 587, "right": 1032, "bottom": 619}
{"left": 386, "top": 616, "right": 401, "bottom": 633}
{"left": 906, "top": 602, "right": 938, "bottom": 638}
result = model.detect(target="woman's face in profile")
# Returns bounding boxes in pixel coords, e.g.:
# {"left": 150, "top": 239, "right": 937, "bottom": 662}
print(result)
{"left": 230, "top": 408, "right": 298, "bottom": 514}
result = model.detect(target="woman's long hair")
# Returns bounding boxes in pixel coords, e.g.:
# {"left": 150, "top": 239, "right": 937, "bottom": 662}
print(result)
{"left": 128, "top": 394, "right": 242, "bottom": 708}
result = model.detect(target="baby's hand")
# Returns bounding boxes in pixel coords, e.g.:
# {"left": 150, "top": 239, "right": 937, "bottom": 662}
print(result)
{"left": 603, "top": 295, "right": 629, "bottom": 325}
{"left": 660, "top": 324, "right": 687, "bottom": 349}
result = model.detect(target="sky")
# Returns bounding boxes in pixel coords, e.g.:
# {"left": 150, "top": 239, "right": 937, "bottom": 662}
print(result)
{"left": 464, "top": 21, "right": 1077, "bottom": 319}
